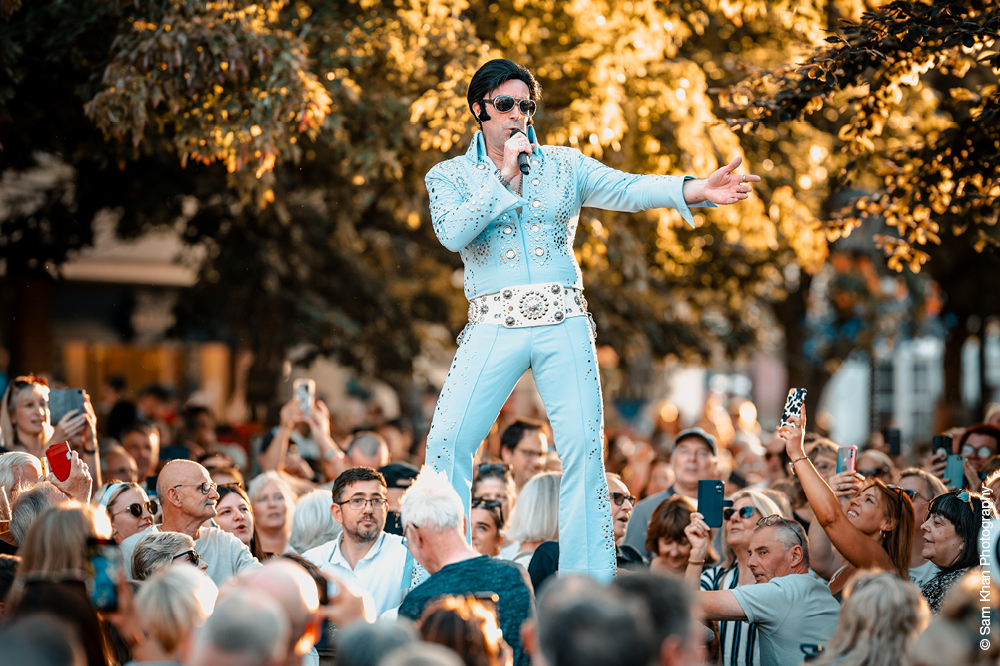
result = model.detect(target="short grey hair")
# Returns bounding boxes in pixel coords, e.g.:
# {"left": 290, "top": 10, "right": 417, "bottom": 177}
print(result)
{"left": 247, "top": 472, "right": 296, "bottom": 513}
{"left": 194, "top": 588, "right": 290, "bottom": 666}
{"left": 347, "top": 432, "right": 388, "bottom": 458}
{"left": 132, "top": 530, "right": 195, "bottom": 580}
{"left": 754, "top": 516, "right": 810, "bottom": 569}
{"left": 400, "top": 466, "right": 463, "bottom": 531}
{"left": 0, "top": 452, "right": 42, "bottom": 496}
{"left": 10, "top": 482, "right": 66, "bottom": 546}
{"left": 504, "top": 472, "right": 561, "bottom": 544}
{"left": 287, "top": 489, "right": 341, "bottom": 554}
{"left": 135, "top": 564, "right": 218, "bottom": 654}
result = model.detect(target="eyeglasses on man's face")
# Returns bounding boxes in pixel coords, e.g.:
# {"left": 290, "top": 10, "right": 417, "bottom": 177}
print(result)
{"left": 337, "top": 497, "right": 388, "bottom": 511}
{"left": 481, "top": 95, "right": 536, "bottom": 117}
{"left": 172, "top": 482, "right": 217, "bottom": 495}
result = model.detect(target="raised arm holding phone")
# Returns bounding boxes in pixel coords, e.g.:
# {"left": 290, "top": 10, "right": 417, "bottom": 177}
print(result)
{"left": 778, "top": 405, "right": 913, "bottom": 597}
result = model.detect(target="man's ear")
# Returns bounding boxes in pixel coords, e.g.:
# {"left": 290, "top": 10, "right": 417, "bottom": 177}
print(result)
{"left": 790, "top": 544, "right": 805, "bottom": 568}
{"left": 460, "top": 514, "right": 468, "bottom": 539}
{"left": 331, "top": 502, "right": 345, "bottom": 527}
{"left": 500, "top": 447, "right": 512, "bottom": 464}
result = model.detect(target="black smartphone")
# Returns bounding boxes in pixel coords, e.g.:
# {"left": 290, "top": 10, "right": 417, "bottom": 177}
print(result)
{"left": 48, "top": 388, "right": 85, "bottom": 426}
{"left": 779, "top": 389, "right": 808, "bottom": 428}
{"left": 836, "top": 445, "right": 857, "bottom": 475}
{"left": 883, "top": 428, "right": 901, "bottom": 457}
{"left": 943, "top": 454, "right": 966, "bottom": 489}
{"left": 698, "top": 479, "right": 728, "bottom": 528}
{"left": 932, "top": 435, "right": 953, "bottom": 457}
{"left": 87, "top": 538, "right": 122, "bottom": 612}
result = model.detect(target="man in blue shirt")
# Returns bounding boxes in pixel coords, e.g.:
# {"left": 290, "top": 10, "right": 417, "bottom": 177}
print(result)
{"left": 424, "top": 58, "right": 760, "bottom": 581}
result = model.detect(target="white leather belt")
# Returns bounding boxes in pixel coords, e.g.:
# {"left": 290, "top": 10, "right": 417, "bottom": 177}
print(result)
{"left": 467, "top": 282, "right": 589, "bottom": 328}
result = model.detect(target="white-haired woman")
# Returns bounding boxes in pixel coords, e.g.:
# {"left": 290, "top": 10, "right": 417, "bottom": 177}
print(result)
{"left": 684, "top": 488, "right": 782, "bottom": 666}
{"left": 247, "top": 471, "right": 296, "bottom": 556}
{"left": 814, "top": 569, "right": 929, "bottom": 666}
{"left": 286, "top": 488, "right": 341, "bottom": 554}
{"left": 126, "top": 564, "right": 218, "bottom": 665}
{"left": 132, "top": 530, "right": 208, "bottom": 580}
{"left": 497, "top": 472, "right": 560, "bottom": 567}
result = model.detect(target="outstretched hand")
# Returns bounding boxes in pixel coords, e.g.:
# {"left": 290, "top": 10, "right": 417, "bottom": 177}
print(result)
{"left": 702, "top": 156, "right": 760, "bottom": 205}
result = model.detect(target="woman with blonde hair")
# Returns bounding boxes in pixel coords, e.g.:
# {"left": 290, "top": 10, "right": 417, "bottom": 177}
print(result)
{"left": 498, "top": 471, "right": 560, "bottom": 567}
{"left": 813, "top": 570, "right": 929, "bottom": 666}
{"left": 93, "top": 481, "right": 156, "bottom": 545}
{"left": 9, "top": 503, "right": 97, "bottom": 605}
{"left": 129, "top": 564, "right": 219, "bottom": 664}
{"left": 684, "top": 489, "right": 782, "bottom": 665}
{"left": 247, "top": 471, "right": 296, "bottom": 556}
{"left": 0, "top": 375, "right": 89, "bottom": 458}
{"left": 286, "top": 488, "right": 341, "bottom": 554}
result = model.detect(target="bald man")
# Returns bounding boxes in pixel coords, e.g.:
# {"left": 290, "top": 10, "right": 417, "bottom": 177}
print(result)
{"left": 189, "top": 588, "right": 290, "bottom": 666}
{"left": 118, "top": 460, "right": 261, "bottom": 586}
{"left": 238, "top": 560, "right": 322, "bottom": 666}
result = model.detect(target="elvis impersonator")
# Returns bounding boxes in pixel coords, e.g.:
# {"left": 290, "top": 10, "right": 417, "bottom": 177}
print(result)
{"left": 422, "top": 59, "right": 760, "bottom": 581}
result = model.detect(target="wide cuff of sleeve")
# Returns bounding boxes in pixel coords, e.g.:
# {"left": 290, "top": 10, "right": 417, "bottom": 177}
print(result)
{"left": 730, "top": 586, "right": 756, "bottom": 623}
{"left": 671, "top": 176, "right": 718, "bottom": 228}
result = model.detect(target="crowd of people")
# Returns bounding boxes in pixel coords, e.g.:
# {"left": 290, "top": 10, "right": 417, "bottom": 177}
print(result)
{"left": 0, "top": 371, "right": 999, "bottom": 666}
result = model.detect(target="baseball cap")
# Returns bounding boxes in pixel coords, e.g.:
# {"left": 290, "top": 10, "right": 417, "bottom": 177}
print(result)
{"left": 672, "top": 428, "right": 718, "bottom": 456}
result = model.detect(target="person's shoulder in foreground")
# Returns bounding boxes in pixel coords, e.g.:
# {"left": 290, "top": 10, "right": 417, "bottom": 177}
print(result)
{"left": 398, "top": 554, "right": 532, "bottom": 618}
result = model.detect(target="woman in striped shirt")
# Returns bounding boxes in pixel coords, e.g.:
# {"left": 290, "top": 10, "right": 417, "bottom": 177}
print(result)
{"left": 684, "top": 489, "right": 782, "bottom": 666}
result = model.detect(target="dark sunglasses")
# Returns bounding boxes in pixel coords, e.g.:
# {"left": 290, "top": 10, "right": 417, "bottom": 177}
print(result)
{"left": 13, "top": 375, "right": 48, "bottom": 387}
{"left": 115, "top": 500, "right": 158, "bottom": 518}
{"left": 724, "top": 506, "right": 756, "bottom": 521}
{"left": 171, "top": 549, "right": 202, "bottom": 566}
{"left": 481, "top": 95, "right": 536, "bottom": 117}
{"left": 476, "top": 462, "right": 511, "bottom": 477}
{"left": 858, "top": 466, "right": 891, "bottom": 478}
{"left": 962, "top": 444, "right": 995, "bottom": 459}
{"left": 472, "top": 497, "right": 506, "bottom": 523}
{"left": 609, "top": 492, "right": 636, "bottom": 507}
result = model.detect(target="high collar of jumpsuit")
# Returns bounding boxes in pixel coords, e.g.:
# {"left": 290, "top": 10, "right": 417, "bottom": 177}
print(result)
{"left": 425, "top": 129, "right": 712, "bottom": 300}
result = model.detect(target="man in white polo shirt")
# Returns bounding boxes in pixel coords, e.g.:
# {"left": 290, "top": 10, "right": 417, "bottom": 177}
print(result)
{"left": 304, "top": 467, "right": 409, "bottom": 615}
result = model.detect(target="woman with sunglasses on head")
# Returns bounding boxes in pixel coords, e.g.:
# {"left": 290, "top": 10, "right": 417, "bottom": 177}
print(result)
{"left": 94, "top": 481, "right": 157, "bottom": 544}
{"left": 778, "top": 407, "right": 914, "bottom": 599}
{"left": 919, "top": 489, "right": 995, "bottom": 613}
{"left": 472, "top": 463, "right": 517, "bottom": 522}
{"left": 470, "top": 498, "right": 505, "bottom": 557}
{"left": 214, "top": 483, "right": 265, "bottom": 561}
{"left": 683, "top": 490, "right": 781, "bottom": 666}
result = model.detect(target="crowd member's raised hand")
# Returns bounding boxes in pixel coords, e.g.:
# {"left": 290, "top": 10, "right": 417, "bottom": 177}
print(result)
{"left": 48, "top": 407, "right": 89, "bottom": 448}
{"left": 306, "top": 398, "right": 348, "bottom": 479}
{"left": 682, "top": 511, "right": 712, "bottom": 585}
{"left": 47, "top": 449, "right": 92, "bottom": 503}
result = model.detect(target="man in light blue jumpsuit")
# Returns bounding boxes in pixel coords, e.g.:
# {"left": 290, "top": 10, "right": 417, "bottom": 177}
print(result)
{"left": 423, "top": 59, "right": 759, "bottom": 581}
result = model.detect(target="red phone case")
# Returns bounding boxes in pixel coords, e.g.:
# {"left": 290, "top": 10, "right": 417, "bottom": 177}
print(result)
{"left": 46, "top": 441, "right": 72, "bottom": 482}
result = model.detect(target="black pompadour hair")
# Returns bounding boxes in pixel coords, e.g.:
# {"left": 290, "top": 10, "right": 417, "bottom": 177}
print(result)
{"left": 927, "top": 490, "right": 993, "bottom": 571}
{"left": 332, "top": 467, "right": 386, "bottom": 503}
{"left": 500, "top": 418, "right": 545, "bottom": 453}
{"left": 467, "top": 59, "right": 542, "bottom": 126}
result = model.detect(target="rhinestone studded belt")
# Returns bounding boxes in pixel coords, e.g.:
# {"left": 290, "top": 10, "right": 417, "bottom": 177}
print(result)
{"left": 467, "top": 282, "right": 589, "bottom": 328}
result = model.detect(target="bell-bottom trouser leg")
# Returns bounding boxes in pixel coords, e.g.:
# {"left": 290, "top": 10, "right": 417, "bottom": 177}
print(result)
{"left": 424, "top": 317, "right": 617, "bottom": 581}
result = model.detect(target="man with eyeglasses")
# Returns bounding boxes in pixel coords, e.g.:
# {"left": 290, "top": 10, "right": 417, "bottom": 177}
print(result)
{"left": 303, "top": 467, "right": 409, "bottom": 615}
{"left": 499, "top": 419, "right": 549, "bottom": 492}
{"left": 696, "top": 514, "right": 839, "bottom": 665}
{"left": 118, "top": 459, "right": 261, "bottom": 586}
{"left": 423, "top": 58, "right": 759, "bottom": 581}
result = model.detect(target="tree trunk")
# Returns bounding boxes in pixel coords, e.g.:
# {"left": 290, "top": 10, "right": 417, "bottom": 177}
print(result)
{"left": 772, "top": 274, "right": 834, "bottom": 418}
{"left": 937, "top": 319, "right": 968, "bottom": 432}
